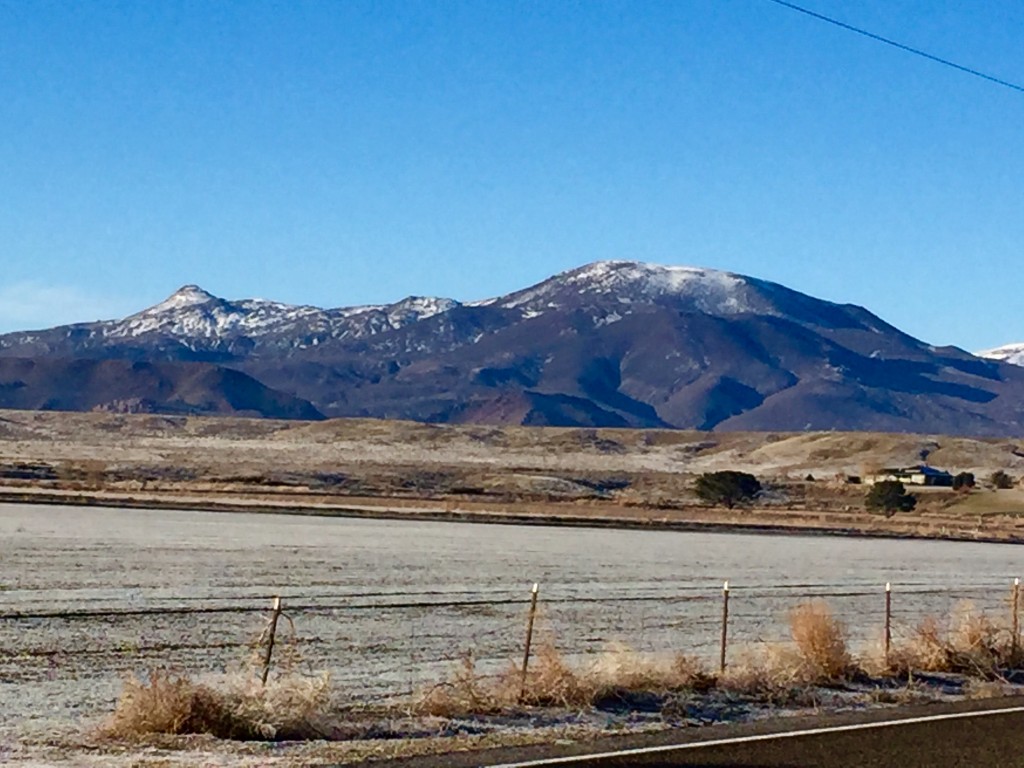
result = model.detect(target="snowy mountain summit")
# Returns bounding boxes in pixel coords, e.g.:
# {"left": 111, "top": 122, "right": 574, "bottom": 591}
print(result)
{"left": 486, "top": 261, "right": 769, "bottom": 317}
{"left": 976, "top": 342, "right": 1024, "bottom": 367}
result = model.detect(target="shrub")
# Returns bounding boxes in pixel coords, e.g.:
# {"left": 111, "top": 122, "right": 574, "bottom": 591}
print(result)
{"left": 991, "top": 470, "right": 1015, "bottom": 489}
{"left": 694, "top": 471, "right": 761, "bottom": 509}
{"left": 789, "top": 601, "right": 851, "bottom": 682}
{"left": 865, "top": 480, "right": 916, "bottom": 517}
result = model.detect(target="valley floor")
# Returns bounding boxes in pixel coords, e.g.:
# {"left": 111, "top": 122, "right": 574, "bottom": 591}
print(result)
{"left": 2, "top": 408, "right": 1024, "bottom": 545}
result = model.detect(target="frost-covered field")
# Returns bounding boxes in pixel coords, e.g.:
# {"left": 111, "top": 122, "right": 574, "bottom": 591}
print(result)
{"left": 1, "top": 503, "right": 1021, "bottom": 743}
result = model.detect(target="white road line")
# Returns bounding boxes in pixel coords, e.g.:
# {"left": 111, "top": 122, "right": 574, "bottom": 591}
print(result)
{"left": 483, "top": 704, "right": 1024, "bottom": 767}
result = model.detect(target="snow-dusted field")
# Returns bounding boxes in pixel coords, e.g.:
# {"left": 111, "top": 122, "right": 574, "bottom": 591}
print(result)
{"left": 2, "top": 503, "right": 1021, "bottom": 743}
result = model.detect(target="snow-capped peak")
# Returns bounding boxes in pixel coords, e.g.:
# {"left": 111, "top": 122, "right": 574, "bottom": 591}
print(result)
{"left": 481, "top": 260, "right": 768, "bottom": 317}
{"left": 146, "top": 284, "right": 219, "bottom": 313}
{"left": 560, "top": 260, "right": 749, "bottom": 300}
{"left": 976, "top": 342, "right": 1024, "bottom": 367}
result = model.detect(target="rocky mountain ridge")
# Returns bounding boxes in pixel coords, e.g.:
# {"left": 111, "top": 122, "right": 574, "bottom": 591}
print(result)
{"left": 2, "top": 260, "right": 1023, "bottom": 435}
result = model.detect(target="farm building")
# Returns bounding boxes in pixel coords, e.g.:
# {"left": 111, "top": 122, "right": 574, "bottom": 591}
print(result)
{"left": 867, "top": 465, "right": 954, "bottom": 487}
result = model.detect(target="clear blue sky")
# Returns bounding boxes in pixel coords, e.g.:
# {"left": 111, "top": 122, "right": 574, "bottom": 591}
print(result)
{"left": 2, "top": 1, "right": 1022, "bottom": 351}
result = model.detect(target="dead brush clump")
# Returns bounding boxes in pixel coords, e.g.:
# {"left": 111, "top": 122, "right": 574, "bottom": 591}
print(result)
{"left": 413, "top": 644, "right": 594, "bottom": 715}
{"left": 946, "top": 605, "right": 1017, "bottom": 676}
{"left": 720, "top": 645, "right": 808, "bottom": 699}
{"left": 513, "top": 643, "right": 596, "bottom": 707}
{"left": 721, "top": 601, "right": 853, "bottom": 697}
{"left": 886, "top": 604, "right": 1018, "bottom": 678}
{"left": 100, "top": 668, "right": 331, "bottom": 741}
{"left": 587, "top": 643, "right": 714, "bottom": 695}
{"left": 413, "top": 651, "right": 507, "bottom": 717}
{"left": 884, "top": 616, "right": 947, "bottom": 675}
{"left": 414, "top": 643, "right": 715, "bottom": 716}
{"left": 788, "top": 601, "right": 853, "bottom": 682}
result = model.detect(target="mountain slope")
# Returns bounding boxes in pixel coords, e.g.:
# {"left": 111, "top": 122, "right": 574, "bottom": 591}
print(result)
{"left": 2, "top": 260, "right": 1023, "bottom": 436}
{"left": 0, "top": 358, "right": 323, "bottom": 419}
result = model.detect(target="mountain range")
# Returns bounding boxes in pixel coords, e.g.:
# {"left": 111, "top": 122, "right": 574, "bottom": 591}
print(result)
{"left": 2, "top": 260, "right": 1024, "bottom": 436}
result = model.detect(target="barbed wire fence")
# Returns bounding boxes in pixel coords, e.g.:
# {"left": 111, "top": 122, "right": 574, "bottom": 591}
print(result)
{"left": 2, "top": 577, "right": 1022, "bottom": 713}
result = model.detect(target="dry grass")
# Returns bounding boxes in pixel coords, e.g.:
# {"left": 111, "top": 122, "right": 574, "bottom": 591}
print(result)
{"left": 883, "top": 603, "right": 1021, "bottom": 679}
{"left": 100, "top": 668, "right": 331, "bottom": 741}
{"left": 414, "top": 643, "right": 714, "bottom": 716}
{"left": 587, "top": 643, "right": 714, "bottom": 694}
{"left": 414, "top": 652, "right": 506, "bottom": 717}
{"left": 513, "top": 644, "right": 595, "bottom": 708}
{"left": 719, "top": 646, "right": 806, "bottom": 697}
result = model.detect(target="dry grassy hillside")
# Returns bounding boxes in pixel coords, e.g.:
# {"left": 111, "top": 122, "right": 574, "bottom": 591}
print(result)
{"left": 2, "top": 409, "right": 1024, "bottom": 540}
{"left": 2, "top": 408, "right": 1024, "bottom": 475}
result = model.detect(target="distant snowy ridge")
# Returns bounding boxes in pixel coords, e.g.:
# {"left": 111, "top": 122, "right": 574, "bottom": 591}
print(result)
{"left": 96, "top": 260, "right": 778, "bottom": 346}
{"left": 0, "top": 259, "right": 865, "bottom": 356}
{"left": 103, "top": 285, "right": 460, "bottom": 346}
{"left": 977, "top": 342, "right": 1024, "bottom": 367}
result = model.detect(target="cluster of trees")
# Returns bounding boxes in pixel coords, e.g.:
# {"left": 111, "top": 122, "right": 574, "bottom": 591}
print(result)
{"left": 865, "top": 480, "right": 916, "bottom": 517}
{"left": 691, "top": 467, "right": 1017, "bottom": 516}
{"left": 952, "top": 470, "right": 1015, "bottom": 491}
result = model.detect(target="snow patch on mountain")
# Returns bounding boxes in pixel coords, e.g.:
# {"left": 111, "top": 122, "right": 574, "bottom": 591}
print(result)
{"left": 977, "top": 343, "right": 1024, "bottom": 367}
{"left": 385, "top": 296, "right": 459, "bottom": 326}
{"left": 483, "top": 260, "right": 767, "bottom": 317}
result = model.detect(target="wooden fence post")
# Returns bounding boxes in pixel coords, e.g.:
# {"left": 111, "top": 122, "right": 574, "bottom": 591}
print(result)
{"left": 519, "top": 583, "right": 540, "bottom": 703}
{"left": 884, "top": 582, "right": 892, "bottom": 666}
{"left": 719, "top": 581, "right": 730, "bottom": 674}
{"left": 1013, "top": 578, "right": 1020, "bottom": 659}
{"left": 261, "top": 596, "right": 283, "bottom": 686}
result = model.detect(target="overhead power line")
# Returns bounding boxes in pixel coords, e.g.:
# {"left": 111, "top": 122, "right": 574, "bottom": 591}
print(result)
{"left": 765, "top": 0, "right": 1024, "bottom": 94}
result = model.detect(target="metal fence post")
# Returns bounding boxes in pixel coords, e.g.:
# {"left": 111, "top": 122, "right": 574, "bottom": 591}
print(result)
{"left": 261, "top": 596, "right": 283, "bottom": 686}
{"left": 1013, "top": 578, "right": 1020, "bottom": 660}
{"left": 884, "top": 582, "right": 892, "bottom": 666}
{"left": 519, "top": 582, "right": 540, "bottom": 702}
{"left": 719, "top": 580, "right": 730, "bottom": 674}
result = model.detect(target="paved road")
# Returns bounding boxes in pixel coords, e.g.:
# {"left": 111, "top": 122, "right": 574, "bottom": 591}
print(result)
{"left": 376, "top": 699, "right": 1024, "bottom": 768}
{"left": 496, "top": 708, "right": 1024, "bottom": 767}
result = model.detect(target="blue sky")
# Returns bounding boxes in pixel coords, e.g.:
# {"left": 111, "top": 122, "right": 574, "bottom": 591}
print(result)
{"left": 2, "top": 1, "right": 1022, "bottom": 350}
